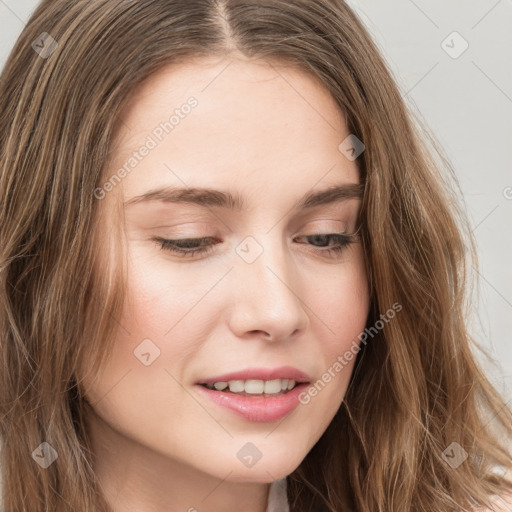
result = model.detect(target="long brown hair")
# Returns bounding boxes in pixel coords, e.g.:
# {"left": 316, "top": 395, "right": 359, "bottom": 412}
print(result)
{"left": 1, "top": 1, "right": 511, "bottom": 511}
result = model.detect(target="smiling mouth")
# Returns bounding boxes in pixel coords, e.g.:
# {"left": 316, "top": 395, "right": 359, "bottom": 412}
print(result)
{"left": 199, "top": 378, "right": 305, "bottom": 397}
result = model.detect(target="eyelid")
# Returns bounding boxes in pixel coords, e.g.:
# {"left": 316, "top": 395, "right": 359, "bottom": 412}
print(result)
{"left": 152, "top": 222, "right": 359, "bottom": 245}
{"left": 300, "top": 219, "right": 348, "bottom": 230}
{"left": 296, "top": 218, "right": 353, "bottom": 236}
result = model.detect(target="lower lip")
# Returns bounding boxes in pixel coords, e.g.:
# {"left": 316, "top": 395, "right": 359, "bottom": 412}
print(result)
{"left": 195, "top": 383, "right": 309, "bottom": 422}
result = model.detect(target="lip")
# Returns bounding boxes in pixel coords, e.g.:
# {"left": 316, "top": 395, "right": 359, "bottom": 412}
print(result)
{"left": 195, "top": 365, "right": 311, "bottom": 385}
{"left": 195, "top": 382, "right": 310, "bottom": 422}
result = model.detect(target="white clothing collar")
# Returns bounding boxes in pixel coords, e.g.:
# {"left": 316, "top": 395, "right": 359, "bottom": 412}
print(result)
{"left": 265, "top": 478, "right": 289, "bottom": 512}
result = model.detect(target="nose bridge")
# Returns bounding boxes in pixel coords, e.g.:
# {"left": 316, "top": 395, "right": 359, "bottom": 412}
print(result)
{"left": 229, "top": 232, "right": 309, "bottom": 338}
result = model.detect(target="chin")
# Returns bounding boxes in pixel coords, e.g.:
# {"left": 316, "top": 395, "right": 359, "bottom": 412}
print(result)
{"left": 221, "top": 452, "right": 304, "bottom": 483}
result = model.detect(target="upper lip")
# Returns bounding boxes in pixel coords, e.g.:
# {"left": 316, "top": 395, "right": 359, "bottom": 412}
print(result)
{"left": 196, "top": 366, "right": 311, "bottom": 385}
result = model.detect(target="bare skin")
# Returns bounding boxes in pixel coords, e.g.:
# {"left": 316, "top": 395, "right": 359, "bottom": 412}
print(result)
{"left": 80, "top": 54, "right": 370, "bottom": 512}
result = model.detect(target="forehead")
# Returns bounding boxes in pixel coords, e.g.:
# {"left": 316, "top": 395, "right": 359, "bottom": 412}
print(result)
{"left": 107, "top": 55, "right": 360, "bottom": 205}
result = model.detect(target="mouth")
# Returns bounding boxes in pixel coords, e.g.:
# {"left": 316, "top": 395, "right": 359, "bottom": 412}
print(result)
{"left": 195, "top": 366, "right": 311, "bottom": 398}
{"left": 195, "top": 379, "right": 311, "bottom": 422}
{"left": 198, "top": 378, "right": 304, "bottom": 397}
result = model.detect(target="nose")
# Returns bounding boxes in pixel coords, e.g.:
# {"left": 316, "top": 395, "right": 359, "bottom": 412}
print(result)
{"left": 227, "top": 235, "right": 310, "bottom": 342}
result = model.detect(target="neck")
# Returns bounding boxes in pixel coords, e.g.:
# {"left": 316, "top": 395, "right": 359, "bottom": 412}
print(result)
{"left": 86, "top": 406, "right": 272, "bottom": 512}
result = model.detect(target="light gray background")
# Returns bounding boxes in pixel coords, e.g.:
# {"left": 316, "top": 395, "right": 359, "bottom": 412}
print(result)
{"left": 1, "top": 0, "right": 511, "bottom": 401}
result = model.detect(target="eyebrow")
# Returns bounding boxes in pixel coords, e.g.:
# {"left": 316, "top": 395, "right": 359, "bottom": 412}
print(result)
{"left": 124, "top": 182, "right": 364, "bottom": 210}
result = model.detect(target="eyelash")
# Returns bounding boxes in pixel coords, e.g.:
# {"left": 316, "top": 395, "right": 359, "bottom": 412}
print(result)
{"left": 153, "top": 232, "right": 358, "bottom": 259}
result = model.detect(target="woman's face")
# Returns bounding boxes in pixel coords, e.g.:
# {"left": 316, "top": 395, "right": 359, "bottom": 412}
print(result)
{"left": 81, "top": 55, "right": 370, "bottom": 486}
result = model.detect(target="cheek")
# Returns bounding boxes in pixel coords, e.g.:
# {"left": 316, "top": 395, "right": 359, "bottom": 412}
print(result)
{"left": 122, "top": 243, "right": 222, "bottom": 336}
{"left": 78, "top": 249, "right": 207, "bottom": 443}
{"left": 301, "top": 246, "right": 369, "bottom": 412}
{"left": 314, "top": 245, "right": 370, "bottom": 351}
{"left": 108, "top": 244, "right": 230, "bottom": 391}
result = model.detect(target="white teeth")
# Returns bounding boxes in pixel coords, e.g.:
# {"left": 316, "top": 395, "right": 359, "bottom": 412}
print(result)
{"left": 263, "top": 379, "right": 282, "bottom": 394}
{"left": 244, "top": 379, "right": 264, "bottom": 394}
{"left": 204, "top": 378, "right": 299, "bottom": 394}
{"left": 228, "top": 380, "right": 245, "bottom": 393}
